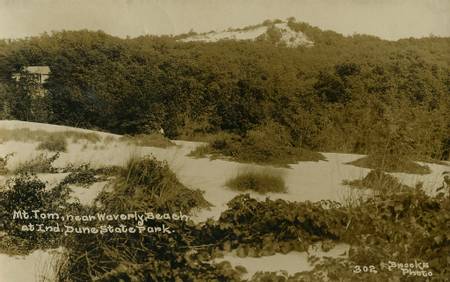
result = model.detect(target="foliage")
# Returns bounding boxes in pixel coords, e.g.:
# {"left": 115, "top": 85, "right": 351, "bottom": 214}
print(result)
{"left": 60, "top": 164, "right": 99, "bottom": 187}
{"left": 56, "top": 156, "right": 243, "bottom": 282}
{"left": 189, "top": 122, "right": 325, "bottom": 166}
{"left": 0, "top": 174, "right": 71, "bottom": 255}
{"left": 0, "top": 152, "right": 14, "bottom": 175}
{"left": 14, "top": 152, "right": 60, "bottom": 174}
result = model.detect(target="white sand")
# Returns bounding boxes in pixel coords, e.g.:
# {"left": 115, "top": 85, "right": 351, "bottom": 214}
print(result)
{"left": 0, "top": 248, "right": 62, "bottom": 282}
{"left": 180, "top": 22, "right": 313, "bottom": 47}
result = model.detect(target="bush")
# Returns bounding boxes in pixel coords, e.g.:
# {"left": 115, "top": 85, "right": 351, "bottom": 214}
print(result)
{"left": 0, "top": 174, "right": 70, "bottom": 255}
{"left": 36, "top": 136, "right": 68, "bottom": 152}
{"left": 61, "top": 164, "right": 99, "bottom": 187}
{"left": 188, "top": 122, "right": 325, "bottom": 166}
{"left": 342, "top": 169, "right": 415, "bottom": 192}
{"left": 226, "top": 169, "right": 286, "bottom": 194}
{"left": 347, "top": 154, "right": 431, "bottom": 174}
{"left": 14, "top": 153, "right": 60, "bottom": 174}
{"left": 0, "top": 153, "right": 14, "bottom": 175}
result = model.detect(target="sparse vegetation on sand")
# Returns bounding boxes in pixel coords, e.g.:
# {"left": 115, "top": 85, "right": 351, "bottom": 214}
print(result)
{"left": 0, "top": 150, "right": 448, "bottom": 280}
{"left": 14, "top": 153, "right": 60, "bottom": 174}
{"left": 36, "top": 136, "right": 68, "bottom": 152}
{"left": 347, "top": 154, "right": 431, "bottom": 175}
{"left": 226, "top": 169, "right": 286, "bottom": 194}
{"left": 120, "top": 133, "right": 175, "bottom": 148}
{"left": 0, "top": 128, "right": 101, "bottom": 144}
{"left": 56, "top": 156, "right": 244, "bottom": 282}
{"left": 189, "top": 122, "right": 325, "bottom": 167}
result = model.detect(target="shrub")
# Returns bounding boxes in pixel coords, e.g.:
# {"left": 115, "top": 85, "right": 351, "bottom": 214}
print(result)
{"left": 226, "top": 169, "right": 286, "bottom": 194}
{"left": 347, "top": 154, "right": 431, "bottom": 175}
{"left": 342, "top": 169, "right": 414, "bottom": 192}
{"left": 61, "top": 164, "right": 98, "bottom": 187}
{"left": 36, "top": 136, "right": 68, "bottom": 152}
{"left": 188, "top": 122, "right": 325, "bottom": 166}
{"left": 0, "top": 174, "right": 70, "bottom": 255}
{"left": 0, "top": 153, "right": 14, "bottom": 175}
{"left": 14, "top": 153, "right": 60, "bottom": 174}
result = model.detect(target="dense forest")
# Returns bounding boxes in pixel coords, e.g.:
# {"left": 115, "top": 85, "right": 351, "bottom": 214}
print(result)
{"left": 0, "top": 19, "right": 449, "bottom": 160}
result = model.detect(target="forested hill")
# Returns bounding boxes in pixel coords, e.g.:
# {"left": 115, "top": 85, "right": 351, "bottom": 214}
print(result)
{"left": 0, "top": 19, "right": 449, "bottom": 160}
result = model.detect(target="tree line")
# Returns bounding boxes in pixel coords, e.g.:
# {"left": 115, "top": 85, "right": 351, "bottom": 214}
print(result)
{"left": 0, "top": 20, "right": 449, "bottom": 160}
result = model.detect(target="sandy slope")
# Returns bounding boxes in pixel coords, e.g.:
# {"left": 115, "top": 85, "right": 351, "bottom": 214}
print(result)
{"left": 0, "top": 248, "right": 62, "bottom": 282}
{"left": 180, "top": 22, "right": 314, "bottom": 47}
{"left": 0, "top": 120, "right": 448, "bottom": 281}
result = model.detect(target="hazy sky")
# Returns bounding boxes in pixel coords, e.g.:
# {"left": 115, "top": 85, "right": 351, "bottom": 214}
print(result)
{"left": 0, "top": 0, "right": 449, "bottom": 40}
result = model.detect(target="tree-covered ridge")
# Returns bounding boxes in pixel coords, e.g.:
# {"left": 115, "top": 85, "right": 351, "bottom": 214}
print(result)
{"left": 0, "top": 19, "right": 449, "bottom": 160}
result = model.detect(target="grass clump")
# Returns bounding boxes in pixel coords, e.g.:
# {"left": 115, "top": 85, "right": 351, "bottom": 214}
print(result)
{"left": 120, "top": 133, "right": 174, "bottom": 148}
{"left": 226, "top": 169, "right": 286, "bottom": 194}
{"left": 14, "top": 153, "right": 60, "bottom": 174}
{"left": 98, "top": 155, "right": 210, "bottom": 212}
{"left": 189, "top": 122, "right": 325, "bottom": 167}
{"left": 342, "top": 169, "right": 414, "bottom": 192}
{"left": 36, "top": 136, "right": 68, "bottom": 152}
{"left": 347, "top": 154, "right": 431, "bottom": 175}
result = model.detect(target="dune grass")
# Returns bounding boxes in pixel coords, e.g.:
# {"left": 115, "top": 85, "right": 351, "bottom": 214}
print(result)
{"left": 120, "top": 133, "right": 175, "bottom": 148}
{"left": 98, "top": 154, "right": 210, "bottom": 212}
{"left": 226, "top": 169, "right": 286, "bottom": 194}
{"left": 36, "top": 136, "right": 68, "bottom": 152}
{"left": 0, "top": 128, "right": 101, "bottom": 144}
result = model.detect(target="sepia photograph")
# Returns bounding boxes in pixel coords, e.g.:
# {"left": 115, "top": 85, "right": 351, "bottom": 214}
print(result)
{"left": 0, "top": 0, "right": 449, "bottom": 281}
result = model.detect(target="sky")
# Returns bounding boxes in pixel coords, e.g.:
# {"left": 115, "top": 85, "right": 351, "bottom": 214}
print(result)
{"left": 0, "top": 0, "right": 449, "bottom": 40}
